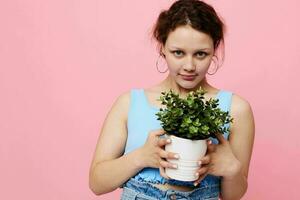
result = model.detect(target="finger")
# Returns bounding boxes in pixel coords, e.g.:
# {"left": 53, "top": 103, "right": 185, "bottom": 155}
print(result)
{"left": 199, "top": 155, "right": 210, "bottom": 165}
{"left": 206, "top": 139, "right": 212, "bottom": 145}
{"left": 159, "top": 165, "right": 170, "bottom": 179}
{"left": 159, "top": 149, "right": 180, "bottom": 160}
{"left": 196, "top": 166, "right": 209, "bottom": 175}
{"left": 157, "top": 138, "right": 171, "bottom": 147}
{"left": 214, "top": 132, "right": 226, "bottom": 144}
{"left": 207, "top": 142, "right": 216, "bottom": 153}
{"left": 159, "top": 159, "right": 178, "bottom": 169}
{"left": 151, "top": 129, "right": 166, "bottom": 136}
{"left": 193, "top": 171, "right": 208, "bottom": 186}
{"left": 206, "top": 163, "right": 215, "bottom": 174}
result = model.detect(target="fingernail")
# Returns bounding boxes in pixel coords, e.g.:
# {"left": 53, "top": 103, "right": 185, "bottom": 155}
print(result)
{"left": 194, "top": 172, "right": 199, "bottom": 177}
{"left": 174, "top": 154, "right": 180, "bottom": 159}
{"left": 173, "top": 164, "right": 177, "bottom": 168}
{"left": 208, "top": 140, "right": 212, "bottom": 145}
{"left": 194, "top": 182, "right": 198, "bottom": 186}
{"left": 198, "top": 161, "right": 202, "bottom": 166}
{"left": 167, "top": 139, "right": 171, "bottom": 143}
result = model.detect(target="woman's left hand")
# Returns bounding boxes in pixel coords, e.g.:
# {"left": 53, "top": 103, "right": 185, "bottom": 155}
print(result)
{"left": 193, "top": 133, "right": 242, "bottom": 186}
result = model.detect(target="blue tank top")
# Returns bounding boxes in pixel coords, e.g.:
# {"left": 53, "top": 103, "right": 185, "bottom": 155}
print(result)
{"left": 122, "top": 88, "right": 233, "bottom": 188}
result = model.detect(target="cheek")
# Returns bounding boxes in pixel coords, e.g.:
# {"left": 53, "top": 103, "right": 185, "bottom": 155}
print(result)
{"left": 197, "top": 60, "right": 212, "bottom": 71}
{"left": 197, "top": 67, "right": 208, "bottom": 74}
{"left": 165, "top": 59, "right": 181, "bottom": 72}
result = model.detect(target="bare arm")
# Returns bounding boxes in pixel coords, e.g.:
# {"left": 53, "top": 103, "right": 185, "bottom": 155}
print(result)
{"left": 220, "top": 94, "right": 255, "bottom": 200}
{"left": 89, "top": 91, "right": 145, "bottom": 195}
{"left": 90, "top": 148, "right": 145, "bottom": 195}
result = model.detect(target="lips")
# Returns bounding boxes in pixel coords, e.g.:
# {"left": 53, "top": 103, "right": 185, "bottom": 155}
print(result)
{"left": 181, "top": 74, "right": 196, "bottom": 80}
{"left": 181, "top": 74, "right": 196, "bottom": 77}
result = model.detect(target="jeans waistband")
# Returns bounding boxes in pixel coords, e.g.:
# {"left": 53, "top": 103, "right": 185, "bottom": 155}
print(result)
{"left": 122, "top": 177, "right": 220, "bottom": 199}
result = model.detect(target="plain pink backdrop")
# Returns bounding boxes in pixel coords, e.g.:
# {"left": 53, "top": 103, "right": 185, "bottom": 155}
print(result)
{"left": 1, "top": 0, "right": 299, "bottom": 199}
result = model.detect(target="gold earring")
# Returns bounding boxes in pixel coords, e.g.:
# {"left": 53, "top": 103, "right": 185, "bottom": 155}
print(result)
{"left": 207, "top": 56, "right": 219, "bottom": 75}
{"left": 156, "top": 53, "right": 168, "bottom": 73}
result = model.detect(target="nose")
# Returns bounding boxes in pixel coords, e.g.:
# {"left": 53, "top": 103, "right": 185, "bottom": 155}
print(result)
{"left": 183, "top": 56, "right": 196, "bottom": 71}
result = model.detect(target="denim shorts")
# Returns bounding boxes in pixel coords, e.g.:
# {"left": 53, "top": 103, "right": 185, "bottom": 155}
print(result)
{"left": 120, "top": 177, "right": 220, "bottom": 200}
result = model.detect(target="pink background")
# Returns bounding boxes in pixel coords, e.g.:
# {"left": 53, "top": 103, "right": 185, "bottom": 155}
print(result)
{"left": 1, "top": 0, "right": 299, "bottom": 199}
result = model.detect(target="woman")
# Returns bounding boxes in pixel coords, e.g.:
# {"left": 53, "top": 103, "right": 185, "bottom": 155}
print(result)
{"left": 89, "top": 0, "right": 255, "bottom": 199}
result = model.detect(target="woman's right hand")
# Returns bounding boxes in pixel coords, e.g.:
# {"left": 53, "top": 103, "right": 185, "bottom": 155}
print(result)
{"left": 138, "top": 129, "right": 180, "bottom": 179}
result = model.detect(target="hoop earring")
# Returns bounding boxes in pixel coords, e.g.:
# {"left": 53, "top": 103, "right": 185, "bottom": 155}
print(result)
{"left": 156, "top": 54, "right": 168, "bottom": 73}
{"left": 207, "top": 56, "right": 219, "bottom": 75}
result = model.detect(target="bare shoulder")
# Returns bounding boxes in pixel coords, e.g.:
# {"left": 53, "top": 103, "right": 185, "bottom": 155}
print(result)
{"left": 229, "top": 92, "right": 255, "bottom": 134}
{"left": 113, "top": 90, "right": 131, "bottom": 123}
{"left": 230, "top": 93, "right": 254, "bottom": 117}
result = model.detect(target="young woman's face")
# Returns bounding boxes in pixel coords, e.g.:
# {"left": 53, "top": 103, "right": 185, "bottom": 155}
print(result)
{"left": 161, "top": 25, "right": 215, "bottom": 89}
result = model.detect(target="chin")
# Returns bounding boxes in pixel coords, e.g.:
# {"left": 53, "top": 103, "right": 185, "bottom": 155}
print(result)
{"left": 178, "top": 82, "right": 199, "bottom": 90}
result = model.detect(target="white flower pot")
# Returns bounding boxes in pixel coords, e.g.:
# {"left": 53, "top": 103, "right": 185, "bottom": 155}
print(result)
{"left": 165, "top": 135, "right": 207, "bottom": 181}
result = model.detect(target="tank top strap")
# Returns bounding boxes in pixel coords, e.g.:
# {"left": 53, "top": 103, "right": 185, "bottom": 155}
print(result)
{"left": 217, "top": 90, "right": 233, "bottom": 114}
{"left": 129, "top": 88, "right": 147, "bottom": 110}
{"left": 210, "top": 90, "right": 233, "bottom": 142}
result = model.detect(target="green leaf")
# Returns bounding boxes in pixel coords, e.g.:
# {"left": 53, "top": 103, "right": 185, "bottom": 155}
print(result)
{"left": 155, "top": 87, "right": 234, "bottom": 140}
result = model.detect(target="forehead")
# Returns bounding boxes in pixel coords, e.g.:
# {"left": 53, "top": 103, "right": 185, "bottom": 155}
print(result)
{"left": 165, "top": 25, "right": 213, "bottom": 49}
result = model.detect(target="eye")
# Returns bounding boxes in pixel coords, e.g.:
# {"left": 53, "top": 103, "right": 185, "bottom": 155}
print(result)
{"left": 172, "top": 50, "right": 184, "bottom": 57}
{"left": 196, "top": 52, "right": 208, "bottom": 58}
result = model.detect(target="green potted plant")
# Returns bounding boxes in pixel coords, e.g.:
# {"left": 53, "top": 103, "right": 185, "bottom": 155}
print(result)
{"left": 155, "top": 87, "right": 233, "bottom": 181}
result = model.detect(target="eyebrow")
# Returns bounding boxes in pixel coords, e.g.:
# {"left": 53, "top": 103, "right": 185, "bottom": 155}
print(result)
{"left": 169, "top": 46, "right": 211, "bottom": 51}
